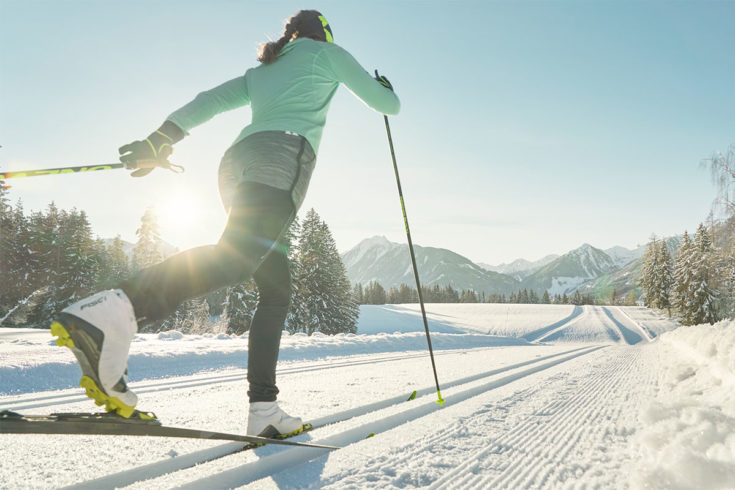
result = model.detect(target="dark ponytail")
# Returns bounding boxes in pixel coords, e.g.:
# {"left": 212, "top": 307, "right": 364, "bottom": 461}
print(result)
{"left": 257, "top": 26, "right": 295, "bottom": 64}
{"left": 257, "top": 10, "right": 332, "bottom": 64}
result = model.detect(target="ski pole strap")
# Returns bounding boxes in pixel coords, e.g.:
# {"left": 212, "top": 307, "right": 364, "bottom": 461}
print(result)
{"left": 124, "top": 158, "right": 185, "bottom": 174}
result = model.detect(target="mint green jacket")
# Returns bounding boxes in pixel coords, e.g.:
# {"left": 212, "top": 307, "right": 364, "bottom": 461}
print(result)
{"left": 167, "top": 38, "right": 400, "bottom": 154}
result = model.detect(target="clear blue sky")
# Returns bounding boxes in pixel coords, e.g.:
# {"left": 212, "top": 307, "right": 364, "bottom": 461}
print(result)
{"left": 1, "top": 0, "right": 733, "bottom": 264}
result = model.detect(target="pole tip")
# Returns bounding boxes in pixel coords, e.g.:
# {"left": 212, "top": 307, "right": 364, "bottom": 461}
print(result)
{"left": 435, "top": 390, "right": 445, "bottom": 407}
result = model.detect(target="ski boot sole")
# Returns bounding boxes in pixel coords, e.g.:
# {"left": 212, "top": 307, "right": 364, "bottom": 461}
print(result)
{"left": 50, "top": 320, "right": 138, "bottom": 419}
{"left": 249, "top": 423, "right": 310, "bottom": 447}
{"left": 258, "top": 423, "right": 308, "bottom": 439}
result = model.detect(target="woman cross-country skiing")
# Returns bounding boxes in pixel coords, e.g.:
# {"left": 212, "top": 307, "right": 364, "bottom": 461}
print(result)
{"left": 50, "top": 9, "right": 399, "bottom": 437}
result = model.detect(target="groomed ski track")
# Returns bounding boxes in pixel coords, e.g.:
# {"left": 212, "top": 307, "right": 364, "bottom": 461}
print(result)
{"left": 57, "top": 344, "right": 630, "bottom": 489}
{"left": 1, "top": 305, "right": 668, "bottom": 489}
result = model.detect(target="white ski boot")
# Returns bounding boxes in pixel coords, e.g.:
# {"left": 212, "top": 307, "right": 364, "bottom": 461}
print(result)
{"left": 247, "top": 401, "right": 304, "bottom": 437}
{"left": 50, "top": 289, "right": 140, "bottom": 418}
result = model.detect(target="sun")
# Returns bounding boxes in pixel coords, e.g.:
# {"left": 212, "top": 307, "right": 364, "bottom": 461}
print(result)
{"left": 155, "top": 193, "right": 203, "bottom": 247}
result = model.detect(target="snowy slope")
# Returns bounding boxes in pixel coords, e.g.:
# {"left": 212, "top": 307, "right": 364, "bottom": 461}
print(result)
{"left": 1, "top": 307, "right": 732, "bottom": 489}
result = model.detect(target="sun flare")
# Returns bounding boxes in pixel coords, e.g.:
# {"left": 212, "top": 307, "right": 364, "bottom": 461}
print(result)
{"left": 155, "top": 193, "right": 203, "bottom": 246}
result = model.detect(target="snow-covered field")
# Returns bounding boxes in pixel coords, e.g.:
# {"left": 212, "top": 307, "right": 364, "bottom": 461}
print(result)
{"left": 1, "top": 304, "right": 733, "bottom": 489}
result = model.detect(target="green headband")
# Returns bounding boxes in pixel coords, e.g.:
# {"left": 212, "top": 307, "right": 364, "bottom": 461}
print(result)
{"left": 318, "top": 14, "right": 334, "bottom": 43}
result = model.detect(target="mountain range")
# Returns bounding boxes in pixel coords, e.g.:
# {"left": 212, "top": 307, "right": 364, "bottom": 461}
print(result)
{"left": 341, "top": 236, "right": 680, "bottom": 298}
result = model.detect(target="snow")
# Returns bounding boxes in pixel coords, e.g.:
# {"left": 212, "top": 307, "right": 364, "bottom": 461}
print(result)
{"left": 342, "top": 236, "right": 394, "bottom": 268}
{"left": 1, "top": 305, "right": 733, "bottom": 489}
{"left": 632, "top": 320, "right": 735, "bottom": 488}
{"left": 548, "top": 276, "right": 588, "bottom": 295}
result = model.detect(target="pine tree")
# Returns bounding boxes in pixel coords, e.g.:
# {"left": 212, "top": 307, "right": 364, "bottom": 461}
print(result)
{"left": 656, "top": 240, "right": 674, "bottom": 316}
{"left": 387, "top": 286, "right": 400, "bottom": 304}
{"left": 0, "top": 187, "right": 15, "bottom": 316}
{"left": 363, "top": 281, "right": 387, "bottom": 305}
{"left": 54, "top": 209, "right": 100, "bottom": 307}
{"left": 639, "top": 235, "right": 660, "bottom": 309}
{"left": 398, "top": 283, "right": 417, "bottom": 303}
{"left": 443, "top": 285, "right": 459, "bottom": 303}
{"left": 571, "top": 290, "right": 583, "bottom": 305}
{"left": 625, "top": 290, "right": 637, "bottom": 306}
{"left": 687, "top": 224, "right": 720, "bottom": 325}
{"left": 100, "top": 235, "right": 130, "bottom": 288}
{"left": 460, "top": 289, "right": 478, "bottom": 303}
{"left": 673, "top": 231, "right": 694, "bottom": 322}
{"left": 25, "top": 204, "right": 63, "bottom": 327}
{"left": 352, "top": 283, "right": 364, "bottom": 304}
{"left": 541, "top": 290, "right": 550, "bottom": 304}
{"left": 288, "top": 209, "right": 358, "bottom": 335}
{"left": 222, "top": 281, "right": 258, "bottom": 334}
{"left": 0, "top": 194, "right": 31, "bottom": 317}
{"left": 132, "top": 207, "right": 162, "bottom": 271}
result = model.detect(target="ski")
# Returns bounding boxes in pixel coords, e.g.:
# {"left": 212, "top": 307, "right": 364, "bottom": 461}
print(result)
{"left": 0, "top": 410, "right": 335, "bottom": 450}
{"left": 25, "top": 388, "right": 421, "bottom": 488}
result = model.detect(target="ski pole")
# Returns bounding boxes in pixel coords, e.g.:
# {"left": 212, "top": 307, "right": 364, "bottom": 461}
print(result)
{"left": 0, "top": 160, "right": 183, "bottom": 180}
{"left": 381, "top": 113, "right": 445, "bottom": 407}
{"left": 0, "top": 163, "right": 125, "bottom": 180}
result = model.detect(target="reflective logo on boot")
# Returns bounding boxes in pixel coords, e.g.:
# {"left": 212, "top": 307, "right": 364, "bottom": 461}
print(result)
{"left": 80, "top": 296, "right": 106, "bottom": 310}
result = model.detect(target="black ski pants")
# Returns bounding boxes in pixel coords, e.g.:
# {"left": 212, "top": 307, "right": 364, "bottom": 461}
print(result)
{"left": 120, "top": 180, "right": 295, "bottom": 403}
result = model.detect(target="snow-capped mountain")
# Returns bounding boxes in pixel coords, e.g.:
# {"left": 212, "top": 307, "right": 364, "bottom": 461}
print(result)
{"left": 343, "top": 236, "right": 679, "bottom": 297}
{"left": 479, "top": 254, "right": 560, "bottom": 280}
{"left": 342, "top": 236, "right": 519, "bottom": 294}
{"left": 578, "top": 236, "right": 682, "bottom": 298}
{"left": 604, "top": 245, "right": 645, "bottom": 268}
{"left": 520, "top": 243, "right": 619, "bottom": 295}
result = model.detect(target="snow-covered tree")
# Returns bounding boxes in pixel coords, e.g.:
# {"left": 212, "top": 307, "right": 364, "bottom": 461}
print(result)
{"left": 54, "top": 209, "right": 100, "bottom": 306}
{"left": 624, "top": 290, "right": 637, "bottom": 306}
{"left": 460, "top": 289, "right": 478, "bottom": 303}
{"left": 639, "top": 235, "right": 674, "bottom": 313}
{"left": 132, "top": 206, "right": 162, "bottom": 271}
{"left": 672, "top": 231, "right": 693, "bottom": 321}
{"left": 222, "top": 281, "right": 258, "bottom": 335}
{"left": 639, "top": 235, "right": 659, "bottom": 308}
{"left": 362, "top": 281, "right": 387, "bottom": 305}
{"left": 99, "top": 235, "right": 130, "bottom": 288}
{"left": 288, "top": 209, "right": 358, "bottom": 335}
{"left": 397, "top": 283, "right": 418, "bottom": 303}
{"left": 676, "top": 224, "right": 720, "bottom": 325}
{"left": 0, "top": 197, "right": 32, "bottom": 318}
{"left": 352, "top": 283, "right": 364, "bottom": 304}
{"left": 656, "top": 240, "right": 674, "bottom": 315}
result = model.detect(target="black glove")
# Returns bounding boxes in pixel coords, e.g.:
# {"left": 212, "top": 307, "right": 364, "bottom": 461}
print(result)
{"left": 374, "top": 70, "right": 394, "bottom": 92}
{"left": 119, "top": 121, "right": 185, "bottom": 177}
